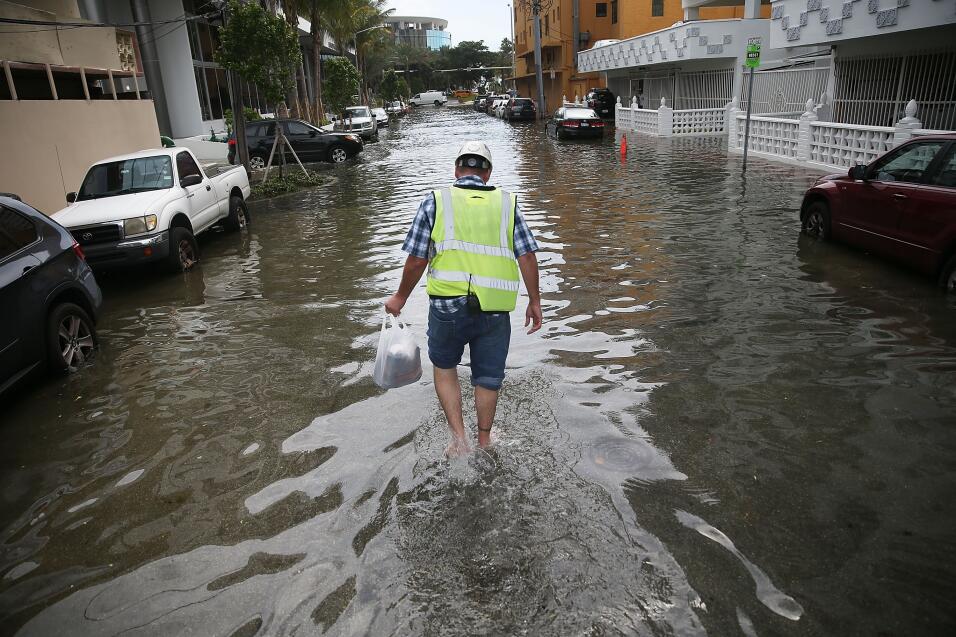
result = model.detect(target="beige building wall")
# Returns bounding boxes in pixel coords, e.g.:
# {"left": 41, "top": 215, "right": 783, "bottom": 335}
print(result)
{"left": 0, "top": 0, "right": 122, "bottom": 68}
{"left": 0, "top": 100, "right": 161, "bottom": 214}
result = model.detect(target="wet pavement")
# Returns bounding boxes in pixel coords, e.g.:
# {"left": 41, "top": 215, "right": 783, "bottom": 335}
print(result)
{"left": 2, "top": 107, "right": 956, "bottom": 636}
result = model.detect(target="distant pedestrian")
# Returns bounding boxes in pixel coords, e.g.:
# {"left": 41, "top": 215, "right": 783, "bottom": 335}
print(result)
{"left": 385, "top": 141, "right": 542, "bottom": 456}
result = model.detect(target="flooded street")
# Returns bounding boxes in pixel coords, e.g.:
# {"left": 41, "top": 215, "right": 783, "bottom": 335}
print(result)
{"left": 3, "top": 106, "right": 956, "bottom": 636}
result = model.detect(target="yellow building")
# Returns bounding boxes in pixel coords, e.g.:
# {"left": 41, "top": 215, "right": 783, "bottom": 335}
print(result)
{"left": 511, "top": 0, "right": 769, "bottom": 112}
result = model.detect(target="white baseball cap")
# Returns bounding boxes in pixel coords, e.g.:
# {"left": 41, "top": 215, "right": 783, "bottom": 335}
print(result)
{"left": 455, "top": 140, "right": 493, "bottom": 169}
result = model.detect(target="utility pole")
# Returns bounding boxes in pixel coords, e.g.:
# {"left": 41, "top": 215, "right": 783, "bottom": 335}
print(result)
{"left": 508, "top": 3, "right": 515, "bottom": 93}
{"left": 520, "top": 0, "right": 549, "bottom": 119}
{"left": 216, "top": 1, "right": 248, "bottom": 171}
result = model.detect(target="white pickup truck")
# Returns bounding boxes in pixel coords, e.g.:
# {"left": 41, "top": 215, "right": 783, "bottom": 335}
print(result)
{"left": 53, "top": 148, "right": 251, "bottom": 272}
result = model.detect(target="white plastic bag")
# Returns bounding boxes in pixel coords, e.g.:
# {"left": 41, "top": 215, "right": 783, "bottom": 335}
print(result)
{"left": 373, "top": 313, "right": 423, "bottom": 389}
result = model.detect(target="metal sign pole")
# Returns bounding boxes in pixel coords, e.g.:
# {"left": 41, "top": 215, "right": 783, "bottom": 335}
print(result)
{"left": 743, "top": 65, "right": 754, "bottom": 170}
{"left": 742, "top": 37, "right": 761, "bottom": 171}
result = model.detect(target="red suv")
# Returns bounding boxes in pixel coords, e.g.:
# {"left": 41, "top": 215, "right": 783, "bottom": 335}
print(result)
{"left": 800, "top": 134, "right": 956, "bottom": 291}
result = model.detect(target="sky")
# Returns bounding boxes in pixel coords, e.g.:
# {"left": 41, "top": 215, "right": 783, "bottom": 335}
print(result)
{"left": 385, "top": 1, "right": 512, "bottom": 50}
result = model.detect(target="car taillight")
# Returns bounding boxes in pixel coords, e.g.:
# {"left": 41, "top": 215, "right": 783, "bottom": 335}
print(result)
{"left": 592, "top": 121, "right": 605, "bottom": 127}
{"left": 228, "top": 139, "right": 236, "bottom": 146}
{"left": 562, "top": 121, "right": 580, "bottom": 128}
{"left": 72, "top": 241, "right": 86, "bottom": 261}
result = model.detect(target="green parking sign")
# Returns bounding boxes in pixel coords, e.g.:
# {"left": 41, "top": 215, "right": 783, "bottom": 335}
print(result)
{"left": 746, "top": 37, "right": 761, "bottom": 68}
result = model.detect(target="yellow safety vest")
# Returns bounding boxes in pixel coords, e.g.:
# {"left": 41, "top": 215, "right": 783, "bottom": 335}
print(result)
{"left": 426, "top": 186, "right": 520, "bottom": 312}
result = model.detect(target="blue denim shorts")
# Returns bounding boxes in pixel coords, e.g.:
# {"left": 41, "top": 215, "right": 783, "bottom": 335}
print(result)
{"left": 427, "top": 303, "right": 511, "bottom": 390}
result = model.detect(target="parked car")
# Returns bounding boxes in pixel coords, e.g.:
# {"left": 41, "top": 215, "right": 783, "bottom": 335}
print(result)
{"left": 53, "top": 148, "right": 251, "bottom": 273}
{"left": 372, "top": 107, "right": 389, "bottom": 127}
{"left": 546, "top": 107, "right": 606, "bottom": 139}
{"left": 800, "top": 133, "right": 956, "bottom": 291}
{"left": 409, "top": 90, "right": 447, "bottom": 107}
{"left": 473, "top": 97, "right": 488, "bottom": 113}
{"left": 504, "top": 97, "right": 537, "bottom": 121}
{"left": 385, "top": 100, "right": 408, "bottom": 117}
{"left": 489, "top": 98, "right": 508, "bottom": 118}
{"left": 586, "top": 88, "right": 616, "bottom": 119}
{"left": 334, "top": 106, "right": 378, "bottom": 140}
{"left": 452, "top": 89, "right": 475, "bottom": 100}
{"left": 1, "top": 195, "right": 103, "bottom": 393}
{"left": 245, "top": 119, "right": 363, "bottom": 167}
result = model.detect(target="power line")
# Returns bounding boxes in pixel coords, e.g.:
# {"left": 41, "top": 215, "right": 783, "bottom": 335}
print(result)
{"left": 0, "top": 12, "right": 219, "bottom": 28}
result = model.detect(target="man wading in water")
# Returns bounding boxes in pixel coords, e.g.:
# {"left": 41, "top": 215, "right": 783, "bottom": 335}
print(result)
{"left": 385, "top": 141, "right": 542, "bottom": 455}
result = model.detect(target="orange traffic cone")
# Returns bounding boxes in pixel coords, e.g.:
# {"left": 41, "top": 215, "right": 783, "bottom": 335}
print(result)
{"left": 620, "top": 133, "right": 628, "bottom": 157}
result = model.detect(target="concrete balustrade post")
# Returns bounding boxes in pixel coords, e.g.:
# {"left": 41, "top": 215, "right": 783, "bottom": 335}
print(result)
{"left": 658, "top": 96, "right": 673, "bottom": 137}
{"left": 893, "top": 99, "right": 922, "bottom": 148}
{"left": 798, "top": 98, "right": 817, "bottom": 162}
{"left": 725, "top": 96, "right": 739, "bottom": 147}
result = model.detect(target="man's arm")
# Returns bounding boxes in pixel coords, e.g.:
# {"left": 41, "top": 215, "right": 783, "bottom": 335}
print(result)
{"left": 518, "top": 252, "right": 542, "bottom": 334}
{"left": 385, "top": 255, "right": 428, "bottom": 316}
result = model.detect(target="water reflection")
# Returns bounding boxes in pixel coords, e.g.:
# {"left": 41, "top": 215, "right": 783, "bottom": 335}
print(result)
{"left": 2, "top": 108, "right": 955, "bottom": 636}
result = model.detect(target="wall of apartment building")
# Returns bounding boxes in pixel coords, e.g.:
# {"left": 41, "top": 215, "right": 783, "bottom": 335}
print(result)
{"left": 513, "top": 1, "right": 770, "bottom": 109}
{"left": 0, "top": 0, "right": 124, "bottom": 69}
{"left": 0, "top": 100, "right": 161, "bottom": 214}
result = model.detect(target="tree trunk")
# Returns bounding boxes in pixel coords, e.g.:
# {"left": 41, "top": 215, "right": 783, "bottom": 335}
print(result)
{"left": 311, "top": 21, "right": 324, "bottom": 123}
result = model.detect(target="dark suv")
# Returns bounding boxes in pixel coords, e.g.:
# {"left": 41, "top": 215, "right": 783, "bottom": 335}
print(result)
{"left": 242, "top": 119, "right": 364, "bottom": 170}
{"left": 586, "top": 88, "right": 616, "bottom": 119}
{"left": 0, "top": 195, "right": 102, "bottom": 394}
{"left": 504, "top": 98, "right": 537, "bottom": 121}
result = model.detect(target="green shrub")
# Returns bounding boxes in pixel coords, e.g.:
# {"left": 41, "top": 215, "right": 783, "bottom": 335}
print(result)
{"left": 224, "top": 107, "right": 262, "bottom": 133}
{"left": 250, "top": 171, "right": 326, "bottom": 200}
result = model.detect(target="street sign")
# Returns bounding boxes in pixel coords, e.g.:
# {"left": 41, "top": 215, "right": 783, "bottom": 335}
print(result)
{"left": 746, "top": 37, "right": 761, "bottom": 68}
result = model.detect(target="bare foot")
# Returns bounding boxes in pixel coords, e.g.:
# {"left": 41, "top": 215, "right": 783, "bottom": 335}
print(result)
{"left": 445, "top": 436, "right": 471, "bottom": 458}
{"left": 477, "top": 430, "right": 493, "bottom": 449}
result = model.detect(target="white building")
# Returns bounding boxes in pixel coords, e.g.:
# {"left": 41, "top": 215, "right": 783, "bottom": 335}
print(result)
{"left": 579, "top": 0, "right": 955, "bottom": 170}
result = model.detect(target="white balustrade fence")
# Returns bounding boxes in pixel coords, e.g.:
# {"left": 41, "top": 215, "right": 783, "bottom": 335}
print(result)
{"left": 615, "top": 97, "right": 725, "bottom": 137}
{"left": 727, "top": 98, "right": 951, "bottom": 171}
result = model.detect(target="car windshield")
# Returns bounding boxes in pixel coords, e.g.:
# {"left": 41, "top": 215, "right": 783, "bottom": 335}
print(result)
{"left": 77, "top": 156, "right": 173, "bottom": 201}
{"left": 390, "top": 101, "right": 402, "bottom": 107}
{"left": 565, "top": 108, "right": 599, "bottom": 119}
{"left": 345, "top": 107, "right": 370, "bottom": 118}
{"left": 512, "top": 99, "right": 533, "bottom": 105}
{"left": 373, "top": 108, "right": 386, "bottom": 115}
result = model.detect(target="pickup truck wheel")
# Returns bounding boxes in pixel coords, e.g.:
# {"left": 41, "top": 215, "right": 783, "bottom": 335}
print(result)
{"left": 802, "top": 201, "right": 831, "bottom": 240}
{"left": 938, "top": 254, "right": 956, "bottom": 292}
{"left": 328, "top": 146, "right": 349, "bottom": 163}
{"left": 47, "top": 302, "right": 97, "bottom": 374}
{"left": 249, "top": 155, "right": 266, "bottom": 171}
{"left": 168, "top": 226, "right": 199, "bottom": 272}
{"left": 224, "top": 196, "right": 249, "bottom": 232}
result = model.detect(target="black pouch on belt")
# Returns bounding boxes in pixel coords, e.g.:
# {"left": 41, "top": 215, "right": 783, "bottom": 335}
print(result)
{"left": 466, "top": 275, "right": 482, "bottom": 313}
{"left": 466, "top": 293, "right": 482, "bottom": 313}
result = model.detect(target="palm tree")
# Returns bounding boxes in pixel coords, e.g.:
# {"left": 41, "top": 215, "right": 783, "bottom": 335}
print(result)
{"left": 304, "top": 0, "right": 337, "bottom": 122}
{"left": 327, "top": 0, "right": 393, "bottom": 104}
{"left": 279, "top": 0, "right": 309, "bottom": 119}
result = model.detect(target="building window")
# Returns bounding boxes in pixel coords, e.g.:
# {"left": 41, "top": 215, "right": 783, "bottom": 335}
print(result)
{"left": 596, "top": 3, "right": 608, "bottom": 17}
{"left": 545, "top": 14, "right": 549, "bottom": 35}
{"left": 611, "top": 0, "right": 618, "bottom": 23}
{"left": 652, "top": 0, "right": 664, "bottom": 17}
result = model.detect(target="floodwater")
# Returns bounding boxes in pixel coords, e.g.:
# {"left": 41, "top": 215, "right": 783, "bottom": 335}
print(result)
{"left": 3, "top": 106, "right": 956, "bottom": 637}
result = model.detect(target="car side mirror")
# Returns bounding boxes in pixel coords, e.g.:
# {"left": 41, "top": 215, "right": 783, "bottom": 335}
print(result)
{"left": 180, "top": 174, "right": 202, "bottom": 188}
{"left": 66, "top": 191, "right": 76, "bottom": 204}
{"left": 849, "top": 165, "right": 867, "bottom": 181}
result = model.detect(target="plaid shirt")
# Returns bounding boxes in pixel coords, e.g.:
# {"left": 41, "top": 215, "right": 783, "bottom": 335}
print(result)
{"left": 402, "top": 175, "right": 538, "bottom": 311}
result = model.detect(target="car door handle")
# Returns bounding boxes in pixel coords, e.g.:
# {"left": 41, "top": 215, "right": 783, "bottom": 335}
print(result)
{"left": 892, "top": 193, "right": 908, "bottom": 200}
{"left": 186, "top": 193, "right": 195, "bottom": 198}
{"left": 22, "top": 265, "right": 35, "bottom": 273}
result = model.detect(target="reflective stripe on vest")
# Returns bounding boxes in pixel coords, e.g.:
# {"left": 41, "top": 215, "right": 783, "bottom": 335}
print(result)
{"left": 426, "top": 185, "right": 520, "bottom": 312}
